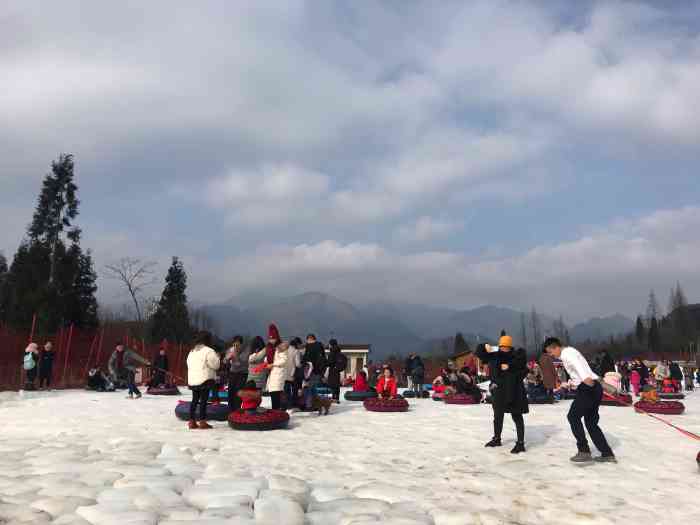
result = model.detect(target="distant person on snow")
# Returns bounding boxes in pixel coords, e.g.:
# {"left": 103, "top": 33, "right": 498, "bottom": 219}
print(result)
{"left": 302, "top": 334, "right": 328, "bottom": 408}
{"left": 285, "top": 338, "right": 303, "bottom": 409}
{"left": 186, "top": 331, "right": 220, "bottom": 429}
{"left": 238, "top": 380, "right": 262, "bottom": 414}
{"left": 23, "top": 343, "right": 40, "bottom": 390}
{"left": 108, "top": 342, "right": 150, "bottom": 399}
{"left": 224, "top": 335, "right": 249, "bottom": 410}
{"left": 476, "top": 335, "right": 528, "bottom": 454}
{"left": 38, "top": 341, "right": 55, "bottom": 390}
{"left": 353, "top": 370, "right": 370, "bottom": 392}
{"left": 264, "top": 341, "right": 289, "bottom": 410}
{"left": 326, "top": 339, "right": 347, "bottom": 403}
{"left": 376, "top": 366, "right": 398, "bottom": 399}
{"left": 545, "top": 338, "right": 616, "bottom": 463}
{"left": 539, "top": 348, "right": 557, "bottom": 400}
{"left": 151, "top": 345, "right": 169, "bottom": 387}
{"left": 408, "top": 353, "right": 426, "bottom": 397}
{"left": 247, "top": 336, "right": 269, "bottom": 390}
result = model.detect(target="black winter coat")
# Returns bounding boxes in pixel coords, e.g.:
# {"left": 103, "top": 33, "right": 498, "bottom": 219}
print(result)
{"left": 303, "top": 342, "right": 328, "bottom": 378}
{"left": 154, "top": 355, "right": 169, "bottom": 372}
{"left": 476, "top": 345, "right": 529, "bottom": 415}
{"left": 39, "top": 351, "right": 55, "bottom": 372}
{"left": 326, "top": 348, "right": 345, "bottom": 388}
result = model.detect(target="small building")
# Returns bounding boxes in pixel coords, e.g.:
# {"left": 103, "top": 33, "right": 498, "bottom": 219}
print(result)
{"left": 326, "top": 343, "right": 371, "bottom": 378}
{"left": 453, "top": 350, "right": 481, "bottom": 374}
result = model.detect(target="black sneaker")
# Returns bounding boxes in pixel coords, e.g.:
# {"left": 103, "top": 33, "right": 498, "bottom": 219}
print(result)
{"left": 570, "top": 451, "right": 593, "bottom": 463}
{"left": 594, "top": 455, "right": 617, "bottom": 463}
{"left": 485, "top": 438, "right": 502, "bottom": 448}
{"left": 510, "top": 442, "right": 526, "bottom": 454}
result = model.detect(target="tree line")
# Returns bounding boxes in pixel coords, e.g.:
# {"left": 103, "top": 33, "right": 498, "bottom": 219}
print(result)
{"left": 0, "top": 155, "right": 195, "bottom": 347}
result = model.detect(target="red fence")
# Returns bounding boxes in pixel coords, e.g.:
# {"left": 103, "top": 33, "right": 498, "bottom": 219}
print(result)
{"left": 0, "top": 324, "right": 189, "bottom": 391}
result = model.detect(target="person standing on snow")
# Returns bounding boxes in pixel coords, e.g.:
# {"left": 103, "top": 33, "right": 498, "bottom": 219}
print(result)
{"left": 539, "top": 347, "right": 557, "bottom": 400}
{"left": 302, "top": 334, "right": 327, "bottom": 407}
{"left": 23, "top": 343, "right": 40, "bottom": 390}
{"left": 108, "top": 342, "right": 150, "bottom": 399}
{"left": 38, "top": 341, "right": 55, "bottom": 390}
{"left": 476, "top": 335, "right": 528, "bottom": 454}
{"left": 224, "top": 335, "right": 249, "bottom": 410}
{"left": 265, "top": 341, "right": 289, "bottom": 410}
{"left": 326, "top": 339, "right": 347, "bottom": 403}
{"left": 544, "top": 338, "right": 616, "bottom": 463}
{"left": 186, "top": 331, "right": 221, "bottom": 429}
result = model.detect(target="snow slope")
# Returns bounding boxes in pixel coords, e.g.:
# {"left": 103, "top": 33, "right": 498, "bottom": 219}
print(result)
{"left": 0, "top": 389, "right": 698, "bottom": 524}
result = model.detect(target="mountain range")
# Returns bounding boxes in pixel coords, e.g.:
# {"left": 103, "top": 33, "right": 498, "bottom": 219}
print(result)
{"left": 200, "top": 292, "right": 634, "bottom": 359}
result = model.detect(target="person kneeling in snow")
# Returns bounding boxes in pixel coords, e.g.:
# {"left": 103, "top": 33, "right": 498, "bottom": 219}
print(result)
{"left": 376, "top": 366, "right": 398, "bottom": 399}
{"left": 186, "top": 331, "right": 221, "bottom": 430}
{"left": 476, "top": 335, "right": 528, "bottom": 454}
{"left": 238, "top": 380, "right": 262, "bottom": 414}
{"left": 544, "top": 338, "right": 616, "bottom": 463}
{"left": 353, "top": 370, "right": 370, "bottom": 392}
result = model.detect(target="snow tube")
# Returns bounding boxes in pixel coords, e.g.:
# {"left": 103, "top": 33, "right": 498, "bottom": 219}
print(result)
{"left": 146, "top": 385, "right": 181, "bottom": 396}
{"left": 659, "top": 392, "right": 685, "bottom": 400}
{"left": 175, "top": 401, "right": 231, "bottom": 421}
{"left": 403, "top": 390, "right": 416, "bottom": 398}
{"left": 697, "top": 451, "right": 700, "bottom": 472}
{"left": 423, "top": 384, "right": 433, "bottom": 391}
{"left": 228, "top": 409, "right": 290, "bottom": 431}
{"left": 600, "top": 392, "right": 632, "bottom": 407}
{"left": 444, "top": 393, "right": 480, "bottom": 405}
{"left": 634, "top": 400, "right": 685, "bottom": 415}
{"left": 345, "top": 390, "right": 378, "bottom": 402}
{"left": 432, "top": 392, "right": 444, "bottom": 402}
{"left": 363, "top": 397, "right": 409, "bottom": 413}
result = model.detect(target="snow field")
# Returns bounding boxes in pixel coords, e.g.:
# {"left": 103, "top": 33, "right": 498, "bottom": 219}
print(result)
{"left": 0, "top": 389, "right": 698, "bottom": 524}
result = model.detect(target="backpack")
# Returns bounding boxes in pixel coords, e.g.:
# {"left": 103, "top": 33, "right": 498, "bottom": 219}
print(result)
{"left": 23, "top": 353, "right": 36, "bottom": 371}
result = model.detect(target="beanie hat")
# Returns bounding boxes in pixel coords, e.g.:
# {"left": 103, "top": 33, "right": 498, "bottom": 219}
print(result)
{"left": 268, "top": 324, "right": 281, "bottom": 342}
{"left": 498, "top": 335, "right": 513, "bottom": 348}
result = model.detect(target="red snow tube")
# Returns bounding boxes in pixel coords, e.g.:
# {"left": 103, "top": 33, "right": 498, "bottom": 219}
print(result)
{"left": 634, "top": 400, "right": 685, "bottom": 415}
{"left": 600, "top": 392, "right": 632, "bottom": 407}
{"left": 363, "top": 397, "right": 409, "bottom": 412}
{"left": 659, "top": 392, "right": 685, "bottom": 400}
{"left": 344, "top": 390, "right": 378, "bottom": 402}
{"left": 175, "top": 401, "right": 231, "bottom": 421}
{"left": 147, "top": 385, "right": 181, "bottom": 396}
{"left": 228, "top": 409, "right": 290, "bottom": 431}
{"left": 444, "top": 393, "right": 481, "bottom": 405}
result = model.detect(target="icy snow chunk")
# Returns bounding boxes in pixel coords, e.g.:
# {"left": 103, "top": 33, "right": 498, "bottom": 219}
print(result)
{"left": 52, "top": 513, "right": 92, "bottom": 525}
{"left": 159, "top": 519, "right": 253, "bottom": 525}
{"left": 75, "top": 504, "right": 157, "bottom": 525}
{"left": 201, "top": 505, "right": 254, "bottom": 519}
{"left": 259, "top": 489, "right": 308, "bottom": 510}
{"left": 431, "top": 508, "right": 478, "bottom": 525}
{"left": 0, "top": 502, "right": 51, "bottom": 523}
{"left": 182, "top": 485, "right": 254, "bottom": 510}
{"left": 253, "top": 496, "right": 304, "bottom": 525}
{"left": 37, "top": 482, "right": 99, "bottom": 500}
{"left": 266, "top": 475, "right": 309, "bottom": 496}
{"left": 31, "top": 496, "right": 96, "bottom": 517}
{"left": 305, "top": 511, "right": 344, "bottom": 525}
{"left": 309, "top": 486, "right": 353, "bottom": 503}
{"left": 352, "top": 483, "right": 417, "bottom": 504}
{"left": 308, "top": 498, "right": 391, "bottom": 516}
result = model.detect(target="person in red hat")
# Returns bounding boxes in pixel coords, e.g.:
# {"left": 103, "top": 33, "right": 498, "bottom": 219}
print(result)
{"left": 265, "top": 324, "right": 281, "bottom": 364}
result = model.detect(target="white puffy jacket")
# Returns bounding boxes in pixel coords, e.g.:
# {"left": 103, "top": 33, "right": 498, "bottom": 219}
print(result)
{"left": 285, "top": 346, "right": 302, "bottom": 381}
{"left": 187, "top": 345, "right": 220, "bottom": 387}
{"left": 266, "top": 348, "right": 289, "bottom": 393}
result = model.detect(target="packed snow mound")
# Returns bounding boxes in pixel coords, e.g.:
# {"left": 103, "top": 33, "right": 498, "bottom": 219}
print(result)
{"left": 0, "top": 388, "right": 697, "bottom": 525}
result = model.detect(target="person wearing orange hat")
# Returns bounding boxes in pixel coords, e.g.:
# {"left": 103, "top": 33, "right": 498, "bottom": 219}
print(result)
{"left": 476, "top": 333, "right": 529, "bottom": 454}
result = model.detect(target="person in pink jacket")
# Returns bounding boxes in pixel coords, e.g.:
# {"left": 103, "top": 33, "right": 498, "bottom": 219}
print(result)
{"left": 629, "top": 369, "right": 641, "bottom": 396}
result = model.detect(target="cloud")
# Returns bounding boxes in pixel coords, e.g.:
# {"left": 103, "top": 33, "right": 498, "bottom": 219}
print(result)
{"left": 396, "top": 216, "right": 463, "bottom": 243}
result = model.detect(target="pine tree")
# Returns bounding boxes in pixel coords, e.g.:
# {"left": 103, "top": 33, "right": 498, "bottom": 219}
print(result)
{"left": 454, "top": 332, "right": 469, "bottom": 354}
{"left": 530, "top": 307, "right": 542, "bottom": 352}
{"left": 0, "top": 253, "right": 8, "bottom": 323}
{"left": 635, "top": 315, "right": 646, "bottom": 345}
{"left": 150, "top": 257, "right": 191, "bottom": 344}
{"left": 648, "top": 317, "right": 660, "bottom": 354}
{"left": 646, "top": 290, "right": 661, "bottom": 322}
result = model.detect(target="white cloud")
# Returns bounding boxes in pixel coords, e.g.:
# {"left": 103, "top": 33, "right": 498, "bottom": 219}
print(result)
{"left": 396, "top": 216, "right": 462, "bottom": 243}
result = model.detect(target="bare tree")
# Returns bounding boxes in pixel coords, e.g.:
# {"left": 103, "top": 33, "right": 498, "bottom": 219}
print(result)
{"left": 103, "top": 258, "right": 158, "bottom": 324}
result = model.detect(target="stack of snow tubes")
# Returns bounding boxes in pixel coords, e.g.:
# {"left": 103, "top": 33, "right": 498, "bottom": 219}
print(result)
{"left": 600, "top": 392, "right": 633, "bottom": 407}
{"left": 175, "top": 400, "right": 231, "bottom": 421}
{"left": 146, "top": 385, "right": 181, "bottom": 396}
{"left": 344, "top": 390, "right": 377, "bottom": 402}
{"left": 363, "top": 397, "right": 409, "bottom": 413}
{"left": 443, "top": 393, "right": 480, "bottom": 405}
{"left": 228, "top": 409, "right": 290, "bottom": 431}
{"left": 634, "top": 400, "right": 685, "bottom": 415}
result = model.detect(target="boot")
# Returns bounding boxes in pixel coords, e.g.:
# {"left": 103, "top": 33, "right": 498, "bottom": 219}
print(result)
{"left": 485, "top": 437, "right": 502, "bottom": 448}
{"left": 594, "top": 455, "right": 617, "bottom": 463}
{"left": 187, "top": 420, "right": 198, "bottom": 430}
{"left": 198, "top": 421, "right": 213, "bottom": 430}
{"left": 134, "top": 393, "right": 142, "bottom": 399}
{"left": 570, "top": 451, "right": 593, "bottom": 463}
{"left": 510, "top": 442, "right": 526, "bottom": 454}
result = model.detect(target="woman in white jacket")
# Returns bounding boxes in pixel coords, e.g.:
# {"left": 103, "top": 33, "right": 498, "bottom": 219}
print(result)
{"left": 265, "top": 342, "right": 289, "bottom": 410}
{"left": 186, "top": 331, "right": 221, "bottom": 429}
{"left": 285, "top": 338, "right": 303, "bottom": 409}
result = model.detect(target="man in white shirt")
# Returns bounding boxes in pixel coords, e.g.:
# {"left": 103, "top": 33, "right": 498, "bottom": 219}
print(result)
{"left": 544, "top": 338, "right": 616, "bottom": 463}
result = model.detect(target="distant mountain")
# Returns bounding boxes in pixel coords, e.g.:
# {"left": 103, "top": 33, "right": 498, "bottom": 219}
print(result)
{"left": 200, "top": 292, "right": 634, "bottom": 358}
{"left": 569, "top": 314, "right": 634, "bottom": 343}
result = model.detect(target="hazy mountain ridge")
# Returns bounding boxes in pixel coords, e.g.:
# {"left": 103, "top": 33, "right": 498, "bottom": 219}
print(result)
{"left": 201, "top": 292, "right": 633, "bottom": 359}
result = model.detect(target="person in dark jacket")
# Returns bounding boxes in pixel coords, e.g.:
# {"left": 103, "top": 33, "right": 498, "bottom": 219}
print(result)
{"left": 151, "top": 346, "right": 169, "bottom": 386}
{"left": 326, "top": 339, "right": 347, "bottom": 403}
{"left": 410, "top": 354, "right": 426, "bottom": 397}
{"left": 539, "top": 349, "right": 557, "bottom": 400}
{"left": 476, "top": 335, "right": 528, "bottom": 454}
{"left": 597, "top": 350, "right": 615, "bottom": 377}
{"left": 224, "top": 335, "right": 249, "bottom": 410}
{"left": 108, "top": 343, "right": 150, "bottom": 399}
{"left": 38, "top": 341, "right": 56, "bottom": 390}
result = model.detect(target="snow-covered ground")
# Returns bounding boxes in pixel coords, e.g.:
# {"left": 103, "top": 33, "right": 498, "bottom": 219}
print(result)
{"left": 0, "top": 389, "right": 698, "bottom": 525}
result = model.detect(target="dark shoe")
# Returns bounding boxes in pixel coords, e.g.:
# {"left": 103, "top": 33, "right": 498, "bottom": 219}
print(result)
{"left": 570, "top": 451, "right": 593, "bottom": 463}
{"left": 187, "top": 420, "right": 198, "bottom": 430}
{"left": 135, "top": 393, "right": 142, "bottom": 399}
{"left": 594, "top": 455, "right": 617, "bottom": 463}
{"left": 198, "top": 421, "right": 213, "bottom": 430}
{"left": 485, "top": 438, "right": 502, "bottom": 448}
{"left": 510, "top": 442, "right": 526, "bottom": 454}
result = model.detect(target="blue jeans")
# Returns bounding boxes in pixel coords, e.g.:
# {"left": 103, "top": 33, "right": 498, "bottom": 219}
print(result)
{"left": 127, "top": 370, "right": 141, "bottom": 397}
{"left": 303, "top": 375, "right": 321, "bottom": 409}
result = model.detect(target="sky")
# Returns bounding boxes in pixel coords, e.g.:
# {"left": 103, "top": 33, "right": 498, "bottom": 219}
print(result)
{"left": 2, "top": 0, "right": 700, "bottom": 322}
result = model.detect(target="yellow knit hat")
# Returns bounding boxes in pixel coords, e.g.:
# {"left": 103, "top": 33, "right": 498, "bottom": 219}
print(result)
{"left": 498, "top": 335, "right": 513, "bottom": 348}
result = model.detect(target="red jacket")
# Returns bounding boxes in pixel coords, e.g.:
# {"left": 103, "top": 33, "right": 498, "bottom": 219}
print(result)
{"left": 354, "top": 373, "right": 369, "bottom": 392}
{"left": 238, "top": 387, "right": 262, "bottom": 411}
{"left": 376, "top": 376, "right": 397, "bottom": 398}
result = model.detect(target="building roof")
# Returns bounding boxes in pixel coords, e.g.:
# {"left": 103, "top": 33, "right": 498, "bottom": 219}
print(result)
{"left": 324, "top": 344, "right": 371, "bottom": 353}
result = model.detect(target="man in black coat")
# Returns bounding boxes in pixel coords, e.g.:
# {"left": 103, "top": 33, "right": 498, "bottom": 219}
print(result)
{"left": 476, "top": 334, "right": 528, "bottom": 454}
{"left": 302, "top": 334, "right": 328, "bottom": 407}
{"left": 39, "top": 341, "right": 55, "bottom": 390}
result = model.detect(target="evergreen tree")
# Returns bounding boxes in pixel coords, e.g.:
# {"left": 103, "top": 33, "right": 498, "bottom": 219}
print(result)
{"left": 530, "top": 307, "right": 542, "bottom": 351}
{"left": 668, "top": 281, "right": 691, "bottom": 341}
{"left": 635, "top": 315, "right": 646, "bottom": 345}
{"left": 648, "top": 316, "right": 660, "bottom": 354}
{"left": 453, "top": 332, "right": 470, "bottom": 354}
{"left": 150, "top": 257, "right": 191, "bottom": 344}
{"left": 646, "top": 290, "right": 661, "bottom": 322}
{"left": 0, "top": 253, "right": 8, "bottom": 323}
